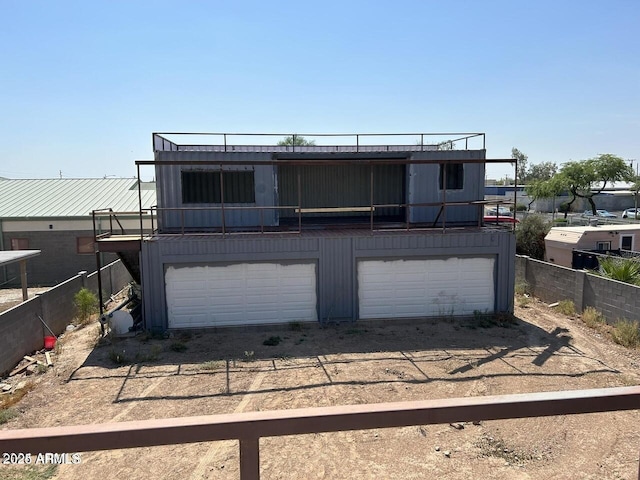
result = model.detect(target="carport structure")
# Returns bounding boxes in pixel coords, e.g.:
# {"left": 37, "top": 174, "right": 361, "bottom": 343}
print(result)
{"left": 0, "top": 249, "right": 41, "bottom": 301}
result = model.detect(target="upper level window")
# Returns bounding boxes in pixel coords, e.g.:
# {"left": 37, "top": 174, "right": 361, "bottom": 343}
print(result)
{"left": 439, "top": 163, "right": 464, "bottom": 190}
{"left": 181, "top": 171, "right": 255, "bottom": 204}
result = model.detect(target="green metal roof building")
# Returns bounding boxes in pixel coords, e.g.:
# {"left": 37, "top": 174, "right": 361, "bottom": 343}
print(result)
{"left": 0, "top": 178, "right": 156, "bottom": 286}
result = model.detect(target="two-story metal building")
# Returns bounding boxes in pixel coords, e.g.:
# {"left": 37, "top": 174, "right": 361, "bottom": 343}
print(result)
{"left": 99, "top": 133, "right": 516, "bottom": 331}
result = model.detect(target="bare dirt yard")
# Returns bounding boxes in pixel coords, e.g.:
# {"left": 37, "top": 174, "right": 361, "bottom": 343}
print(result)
{"left": 0, "top": 288, "right": 50, "bottom": 314}
{"left": 2, "top": 298, "right": 640, "bottom": 480}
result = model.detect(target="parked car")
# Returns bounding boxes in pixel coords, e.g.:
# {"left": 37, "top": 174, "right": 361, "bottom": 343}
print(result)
{"left": 485, "top": 206, "right": 512, "bottom": 216}
{"left": 622, "top": 208, "right": 640, "bottom": 219}
{"left": 581, "top": 210, "right": 617, "bottom": 218}
{"left": 484, "top": 215, "right": 519, "bottom": 224}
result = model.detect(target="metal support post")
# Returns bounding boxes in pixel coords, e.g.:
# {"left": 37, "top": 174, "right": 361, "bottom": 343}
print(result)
{"left": 239, "top": 438, "right": 260, "bottom": 480}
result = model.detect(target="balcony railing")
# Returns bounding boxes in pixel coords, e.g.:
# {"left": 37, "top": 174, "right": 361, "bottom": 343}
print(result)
{"left": 147, "top": 198, "right": 517, "bottom": 237}
{"left": 1, "top": 386, "right": 639, "bottom": 479}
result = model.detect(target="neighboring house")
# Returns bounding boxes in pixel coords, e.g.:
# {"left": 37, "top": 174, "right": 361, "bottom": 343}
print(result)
{"left": 0, "top": 178, "right": 155, "bottom": 286}
{"left": 98, "top": 132, "right": 516, "bottom": 331}
{"left": 545, "top": 224, "right": 640, "bottom": 268}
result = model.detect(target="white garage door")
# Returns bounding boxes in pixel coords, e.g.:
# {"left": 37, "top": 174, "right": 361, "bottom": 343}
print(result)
{"left": 358, "top": 257, "right": 495, "bottom": 319}
{"left": 166, "top": 263, "right": 317, "bottom": 328}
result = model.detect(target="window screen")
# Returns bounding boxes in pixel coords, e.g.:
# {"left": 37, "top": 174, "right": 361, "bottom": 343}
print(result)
{"left": 439, "top": 163, "right": 464, "bottom": 190}
{"left": 181, "top": 171, "right": 255, "bottom": 204}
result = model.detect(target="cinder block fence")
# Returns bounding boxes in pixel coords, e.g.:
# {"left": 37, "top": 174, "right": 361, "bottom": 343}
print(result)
{"left": 0, "top": 260, "right": 132, "bottom": 375}
{"left": 515, "top": 255, "right": 640, "bottom": 323}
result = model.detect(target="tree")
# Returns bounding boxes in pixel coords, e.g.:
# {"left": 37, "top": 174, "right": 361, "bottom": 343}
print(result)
{"left": 527, "top": 161, "right": 557, "bottom": 182}
{"left": 530, "top": 154, "right": 633, "bottom": 216}
{"left": 511, "top": 148, "right": 528, "bottom": 185}
{"left": 277, "top": 135, "right": 316, "bottom": 146}
{"left": 436, "top": 140, "right": 454, "bottom": 150}
{"left": 558, "top": 154, "right": 633, "bottom": 215}
{"left": 515, "top": 214, "right": 551, "bottom": 260}
{"left": 524, "top": 175, "right": 565, "bottom": 213}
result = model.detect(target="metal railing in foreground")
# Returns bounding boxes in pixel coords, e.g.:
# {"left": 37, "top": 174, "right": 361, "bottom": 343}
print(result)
{"left": 1, "top": 386, "right": 640, "bottom": 479}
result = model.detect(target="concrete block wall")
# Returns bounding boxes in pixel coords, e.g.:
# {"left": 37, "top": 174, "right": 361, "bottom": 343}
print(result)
{"left": 515, "top": 256, "right": 577, "bottom": 305}
{"left": 0, "top": 260, "right": 132, "bottom": 375}
{"left": 515, "top": 255, "right": 640, "bottom": 323}
{"left": 583, "top": 274, "right": 639, "bottom": 323}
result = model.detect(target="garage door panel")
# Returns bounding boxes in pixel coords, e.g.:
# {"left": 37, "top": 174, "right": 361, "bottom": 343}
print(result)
{"left": 166, "top": 263, "right": 317, "bottom": 328}
{"left": 358, "top": 257, "right": 494, "bottom": 319}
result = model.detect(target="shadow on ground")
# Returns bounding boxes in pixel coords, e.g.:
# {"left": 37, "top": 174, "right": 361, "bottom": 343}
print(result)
{"left": 60, "top": 314, "right": 624, "bottom": 407}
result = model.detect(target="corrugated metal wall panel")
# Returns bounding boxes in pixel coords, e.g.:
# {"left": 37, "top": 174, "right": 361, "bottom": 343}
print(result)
{"left": 156, "top": 149, "right": 486, "bottom": 230}
{"left": 155, "top": 151, "right": 276, "bottom": 230}
{"left": 319, "top": 237, "right": 354, "bottom": 320}
{"left": 277, "top": 164, "right": 404, "bottom": 218}
{"left": 156, "top": 236, "right": 320, "bottom": 256}
{"left": 142, "top": 229, "right": 514, "bottom": 330}
{"left": 409, "top": 150, "right": 485, "bottom": 225}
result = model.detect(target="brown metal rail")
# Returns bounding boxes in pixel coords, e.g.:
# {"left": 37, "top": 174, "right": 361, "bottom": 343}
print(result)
{"left": 1, "top": 386, "right": 639, "bottom": 479}
{"left": 148, "top": 198, "right": 516, "bottom": 237}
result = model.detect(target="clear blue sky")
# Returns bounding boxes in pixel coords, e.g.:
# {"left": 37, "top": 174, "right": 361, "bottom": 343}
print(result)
{"left": 1, "top": 0, "right": 638, "bottom": 181}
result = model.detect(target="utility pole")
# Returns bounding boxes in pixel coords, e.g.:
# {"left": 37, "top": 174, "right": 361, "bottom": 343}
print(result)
{"left": 630, "top": 160, "right": 638, "bottom": 220}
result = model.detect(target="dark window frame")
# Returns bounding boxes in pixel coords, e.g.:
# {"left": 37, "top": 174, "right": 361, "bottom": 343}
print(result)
{"left": 181, "top": 170, "right": 256, "bottom": 204}
{"left": 438, "top": 163, "right": 464, "bottom": 190}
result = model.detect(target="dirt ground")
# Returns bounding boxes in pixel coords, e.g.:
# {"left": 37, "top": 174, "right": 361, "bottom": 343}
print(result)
{"left": 0, "top": 288, "right": 50, "bottom": 313}
{"left": 2, "top": 298, "right": 640, "bottom": 480}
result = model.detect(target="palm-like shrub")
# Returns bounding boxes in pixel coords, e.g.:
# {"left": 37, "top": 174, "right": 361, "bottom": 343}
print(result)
{"left": 598, "top": 257, "right": 640, "bottom": 286}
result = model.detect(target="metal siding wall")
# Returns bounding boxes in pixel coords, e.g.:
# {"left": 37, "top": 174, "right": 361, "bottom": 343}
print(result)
{"left": 141, "top": 229, "right": 514, "bottom": 329}
{"left": 319, "top": 238, "right": 354, "bottom": 320}
{"left": 409, "top": 150, "right": 485, "bottom": 224}
{"left": 155, "top": 151, "right": 275, "bottom": 230}
{"left": 277, "top": 165, "right": 404, "bottom": 218}
{"left": 496, "top": 231, "right": 516, "bottom": 313}
{"left": 155, "top": 149, "right": 486, "bottom": 229}
{"left": 141, "top": 239, "right": 166, "bottom": 332}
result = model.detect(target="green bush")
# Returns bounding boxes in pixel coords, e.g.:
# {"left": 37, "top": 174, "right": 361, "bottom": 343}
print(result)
{"left": 73, "top": 288, "right": 98, "bottom": 325}
{"left": 557, "top": 300, "right": 576, "bottom": 316}
{"left": 0, "top": 407, "right": 18, "bottom": 425}
{"left": 170, "top": 341, "right": 188, "bottom": 352}
{"left": 514, "top": 281, "right": 529, "bottom": 296}
{"left": 611, "top": 319, "right": 640, "bottom": 348}
{"left": 108, "top": 349, "right": 129, "bottom": 365}
{"left": 515, "top": 203, "right": 527, "bottom": 212}
{"left": 581, "top": 307, "right": 605, "bottom": 329}
{"left": 515, "top": 214, "right": 551, "bottom": 260}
